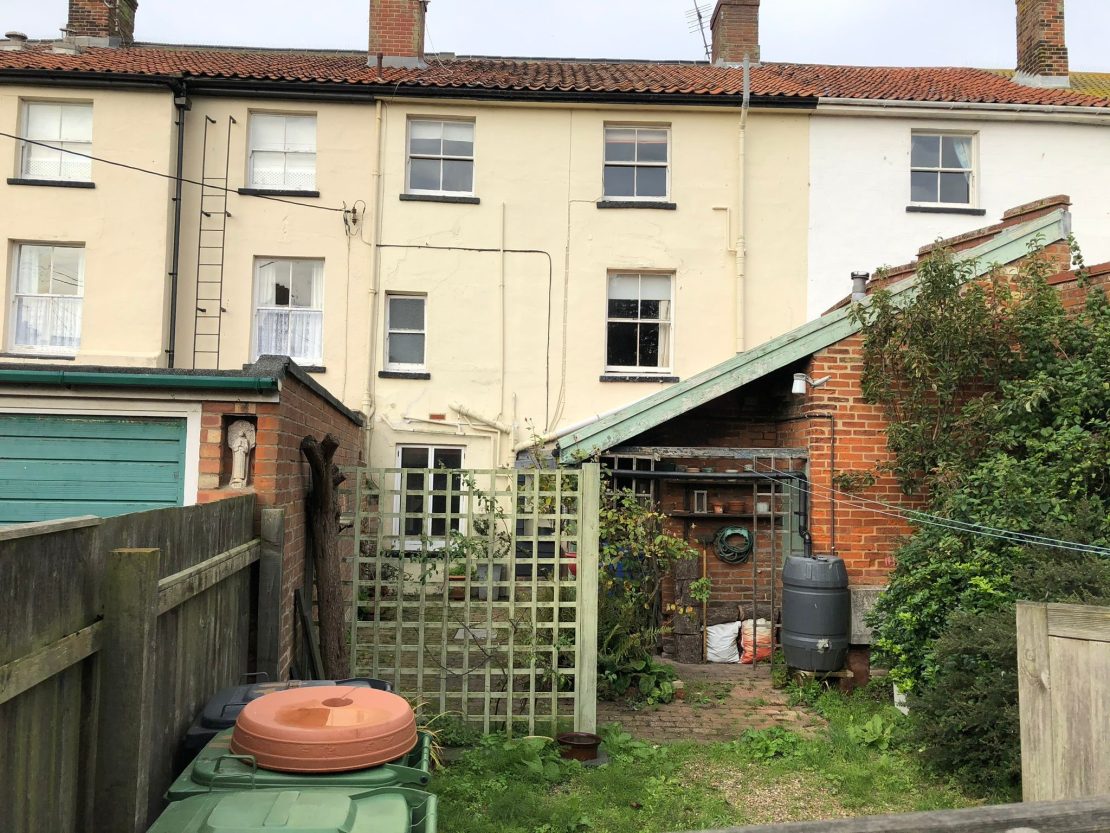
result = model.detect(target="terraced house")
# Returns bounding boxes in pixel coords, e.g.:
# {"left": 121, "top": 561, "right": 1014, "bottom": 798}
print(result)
{"left": 0, "top": 0, "right": 1107, "bottom": 507}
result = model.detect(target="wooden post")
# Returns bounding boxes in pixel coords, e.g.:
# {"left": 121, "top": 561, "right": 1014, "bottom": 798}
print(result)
{"left": 1018, "top": 601, "right": 1054, "bottom": 802}
{"left": 257, "top": 508, "right": 285, "bottom": 681}
{"left": 93, "top": 548, "right": 160, "bottom": 833}
{"left": 575, "top": 463, "right": 600, "bottom": 733}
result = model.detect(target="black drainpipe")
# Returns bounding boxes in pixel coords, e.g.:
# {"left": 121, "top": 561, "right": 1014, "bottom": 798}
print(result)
{"left": 167, "top": 80, "right": 190, "bottom": 368}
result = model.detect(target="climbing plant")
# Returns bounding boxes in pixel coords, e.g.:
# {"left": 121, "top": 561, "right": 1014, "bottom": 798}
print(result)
{"left": 597, "top": 486, "right": 704, "bottom": 703}
{"left": 853, "top": 240, "right": 1110, "bottom": 792}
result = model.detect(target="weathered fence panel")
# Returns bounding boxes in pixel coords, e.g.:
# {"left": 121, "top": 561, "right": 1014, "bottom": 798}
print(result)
{"left": 680, "top": 794, "right": 1110, "bottom": 833}
{"left": 0, "top": 497, "right": 269, "bottom": 833}
{"left": 344, "top": 463, "right": 600, "bottom": 735}
{"left": 1018, "top": 601, "right": 1110, "bottom": 802}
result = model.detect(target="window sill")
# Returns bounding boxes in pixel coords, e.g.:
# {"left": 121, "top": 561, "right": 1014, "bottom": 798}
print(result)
{"left": 600, "top": 374, "right": 679, "bottom": 383}
{"left": 596, "top": 200, "right": 676, "bottom": 211}
{"left": 238, "top": 188, "right": 320, "bottom": 198}
{"left": 7, "top": 178, "right": 95, "bottom": 189}
{"left": 0, "top": 351, "right": 77, "bottom": 360}
{"left": 399, "top": 193, "right": 481, "bottom": 205}
{"left": 379, "top": 370, "right": 431, "bottom": 380}
{"left": 906, "top": 205, "right": 986, "bottom": 216}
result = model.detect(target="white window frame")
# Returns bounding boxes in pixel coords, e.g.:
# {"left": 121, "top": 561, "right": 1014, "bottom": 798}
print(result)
{"left": 909, "top": 131, "right": 977, "bottom": 208}
{"left": 251, "top": 257, "right": 324, "bottom": 366}
{"left": 602, "top": 124, "right": 671, "bottom": 201}
{"left": 392, "top": 444, "right": 467, "bottom": 550}
{"left": 605, "top": 272, "right": 674, "bottom": 375}
{"left": 405, "top": 118, "right": 476, "bottom": 197}
{"left": 19, "top": 100, "right": 93, "bottom": 182}
{"left": 9, "top": 243, "right": 85, "bottom": 356}
{"left": 247, "top": 112, "right": 317, "bottom": 192}
{"left": 384, "top": 293, "right": 427, "bottom": 371}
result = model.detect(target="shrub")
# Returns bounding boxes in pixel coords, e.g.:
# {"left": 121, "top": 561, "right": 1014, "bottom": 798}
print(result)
{"left": 909, "top": 549, "right": 1110, "bottom": 798}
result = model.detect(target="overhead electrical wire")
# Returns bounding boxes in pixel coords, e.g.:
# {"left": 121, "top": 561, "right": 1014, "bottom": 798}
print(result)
{"left": 747, "top": 465, "right": 1110, "bottom": 557}
{"left": 0, "top": 132, "right": 347, "bottom": 214}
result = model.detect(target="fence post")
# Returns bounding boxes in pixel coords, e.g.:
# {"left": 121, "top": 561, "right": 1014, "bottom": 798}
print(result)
{"left": 1018, "top": 601, "right": 1054, "bottom": 802}
{"left": 258, "top": 508, "right": 286, "bottom": 681}
{"left": 575, "top": 463, "right": 600, "bottom": 733}
{"left": 94, "top": 547, "right": 160, "bottom": 833}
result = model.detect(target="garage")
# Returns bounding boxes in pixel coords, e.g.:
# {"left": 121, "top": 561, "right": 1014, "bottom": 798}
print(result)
{"left": 0, "top": 413, "right": 187, "bottom": 524}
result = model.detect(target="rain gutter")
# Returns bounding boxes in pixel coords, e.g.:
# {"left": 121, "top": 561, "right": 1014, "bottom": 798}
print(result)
{"left": 0, "top": 369, "right": 278, "bottom": 393}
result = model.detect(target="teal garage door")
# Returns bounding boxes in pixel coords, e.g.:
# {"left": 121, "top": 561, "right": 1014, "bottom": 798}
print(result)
{"left": 0, "top": 413, "right": 187, "bottom": 524}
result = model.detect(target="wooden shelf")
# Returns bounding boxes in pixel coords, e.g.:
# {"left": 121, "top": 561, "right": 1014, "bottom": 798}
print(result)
{"left": 670, "top": 512, "right": 781, "bottom": 520}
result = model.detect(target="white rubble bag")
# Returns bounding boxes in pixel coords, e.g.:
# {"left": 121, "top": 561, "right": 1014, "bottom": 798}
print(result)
{"left": 706, "top": 621, "right": 742, "bottom": 663}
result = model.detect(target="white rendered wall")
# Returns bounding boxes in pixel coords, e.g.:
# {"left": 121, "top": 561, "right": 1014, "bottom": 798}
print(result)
{"left": 807, "top": 114, "right": 1110, "bottom": 318}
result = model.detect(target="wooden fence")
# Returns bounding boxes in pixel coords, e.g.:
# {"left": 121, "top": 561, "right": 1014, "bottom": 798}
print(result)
{"left": 681, "top": 795, "right": 1110, "bottom": 832}
{"left": 1017, "top": 601, "right": 1110, "bottom": 802}
{"left": 0, "top": 497, "right": 286, "bottom": 833}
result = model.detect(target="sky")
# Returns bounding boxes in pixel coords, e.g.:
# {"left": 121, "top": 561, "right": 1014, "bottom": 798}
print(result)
{"left": 7, "top": 0, "right": 1110, "bottom": 71}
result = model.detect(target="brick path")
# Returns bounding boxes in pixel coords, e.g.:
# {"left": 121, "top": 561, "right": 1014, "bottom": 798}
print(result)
{"left": 596, "top": 660, "right": 823, "bottom": 742}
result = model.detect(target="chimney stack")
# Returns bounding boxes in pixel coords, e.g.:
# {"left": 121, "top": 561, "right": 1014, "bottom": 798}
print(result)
{"left": 369, "top": 0, "right": 427, "bottom": 69}
{"left": 1015, "top": 0, "right": 1069, "bottom": 87}
{"left": 66, "top": 0, "right": 138, "bottom": 45}
{"left": 711, "top": 0, "right": 760, "bottom": 66}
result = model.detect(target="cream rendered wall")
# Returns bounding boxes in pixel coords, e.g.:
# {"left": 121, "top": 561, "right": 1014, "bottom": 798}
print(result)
{"left": 807, "top": 113, "right": 1110, "bottom": 318}
{"left": 174, "top": 96, "right": 376, "bottom": 406}
{"left": 0, "top": 85, "right": 175, "bottom": 366}
{"left": 369, "top": 101, "right": 810, "bottom": 470}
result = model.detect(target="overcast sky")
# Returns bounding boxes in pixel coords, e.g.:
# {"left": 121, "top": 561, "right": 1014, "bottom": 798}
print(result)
{"left": 8, "top": 0, "right": 1109, "bottom": 70}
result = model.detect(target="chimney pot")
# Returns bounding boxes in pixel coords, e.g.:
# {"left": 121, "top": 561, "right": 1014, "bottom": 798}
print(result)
{"left": 368, "top": 0, "right": 427, "bottom": 69}
{"left": 1015, "top": 0, "right": 1069, "bottom": 85}
{"left": 711, "top": 0, "right": 760, "bottom": 66}
{"left": 851, "top": 272, "right": 869, "bottom": 301}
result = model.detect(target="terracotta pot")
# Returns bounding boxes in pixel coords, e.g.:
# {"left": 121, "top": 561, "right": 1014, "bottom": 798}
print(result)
{"left": 726, "top": 499, "right": 745, "bottom": 514}
{"left": 557, "top": 732, "right": 602, "bottom": 762}
{"left": 230, "top": 685, "right": 418, "bottom": 773}
{"left": 448, "top": 575, "right": 466, "bottom": 601}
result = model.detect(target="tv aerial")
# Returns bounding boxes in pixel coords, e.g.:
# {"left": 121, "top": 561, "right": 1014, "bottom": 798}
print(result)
{"left": 686, "top": 2, "right": 713, "bottom": 61}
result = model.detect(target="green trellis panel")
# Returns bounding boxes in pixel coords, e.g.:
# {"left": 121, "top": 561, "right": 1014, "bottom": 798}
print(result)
{"left": 342, "top": 463, "right": 600, "bottom": 736}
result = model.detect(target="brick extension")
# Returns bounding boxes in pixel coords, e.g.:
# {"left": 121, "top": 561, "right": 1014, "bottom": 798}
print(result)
{"left": 197, "top": 368, "right": 363, "bottom": 679}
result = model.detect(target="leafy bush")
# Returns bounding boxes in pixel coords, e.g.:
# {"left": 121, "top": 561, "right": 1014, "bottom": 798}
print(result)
{"left": 597, "top": 487, "right": 701, "bottom": 704}
{"left": 735, "top": 727, "right": 803, "bottom": 761}
{"left": 844, "top": 714, "right": 895, "bottom": 752}
{"left": 909, "top": 549, "right": 1110, "bottom": 798}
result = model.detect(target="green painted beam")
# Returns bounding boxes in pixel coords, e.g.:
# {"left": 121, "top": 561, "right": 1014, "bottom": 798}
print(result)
{"left": 0, "top": 369, "right": 278, "bottom": 393}
{"left": 558, "top": 209, "right": 1070, "bottom": 463}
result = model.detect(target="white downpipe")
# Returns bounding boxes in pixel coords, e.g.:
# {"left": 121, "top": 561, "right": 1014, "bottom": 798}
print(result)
{"left": 451, "top": 403, "right": 511, "bottom": 434}
{"left": 735, "top": 56, "right": 751, "bottom": 353}
{"left": 363, "top": 99, "right": 385, "bottom": 465}
{"left": 498, "top": 202, "right": 507, "bottom": 422}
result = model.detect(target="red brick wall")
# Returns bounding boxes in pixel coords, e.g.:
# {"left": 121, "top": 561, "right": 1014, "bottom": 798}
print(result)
{"left": 197, "top": 374, "right": 362, "bottom": 678}
{"left": 67, "top": 0, "right": 137, "bottom": 43}
{"left": 369, "top": 0, "right": 426, "bottom": 59}
{"left": 711, "top": 0, "right": 760, "bottom": 64}
{"left": 1016, "top": 0, "right": 1069, "bottom": 77}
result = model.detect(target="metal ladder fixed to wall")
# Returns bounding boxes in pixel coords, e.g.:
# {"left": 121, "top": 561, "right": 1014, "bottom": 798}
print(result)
{"left": 191, "top": 115, "right": 236, "bottom": 370}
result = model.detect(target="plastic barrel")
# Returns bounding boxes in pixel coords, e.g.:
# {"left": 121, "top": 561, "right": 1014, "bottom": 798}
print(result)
{"left": 781, "top": 555, "right": 850, "bottom": 672}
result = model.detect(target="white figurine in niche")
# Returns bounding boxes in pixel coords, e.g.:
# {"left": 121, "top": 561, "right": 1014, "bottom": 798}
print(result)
{"left": 227, "top": 420, "right": 257, "bottom": 489}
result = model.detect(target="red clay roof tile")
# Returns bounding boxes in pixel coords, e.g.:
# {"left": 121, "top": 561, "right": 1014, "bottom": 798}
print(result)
{"left": 0, "top": 43, "right": 1107, "bottom": 107}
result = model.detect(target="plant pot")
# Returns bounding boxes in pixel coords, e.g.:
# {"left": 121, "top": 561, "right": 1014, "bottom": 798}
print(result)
{"left": 726, "top": 499, "right": 746, "bottom": 514}
{"left": 448, "top": 575, "right": 466, "bottom": 601}
{"left": 556, "top": 732, "right": 602, "bottom": 762}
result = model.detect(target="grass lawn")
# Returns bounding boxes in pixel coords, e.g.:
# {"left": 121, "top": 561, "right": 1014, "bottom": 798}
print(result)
{"left": 430, "top": 686, "right": 980, "bottom": 833}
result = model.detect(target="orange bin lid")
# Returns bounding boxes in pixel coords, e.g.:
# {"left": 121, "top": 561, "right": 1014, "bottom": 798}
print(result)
{"left": 230, "top": 685, "right": 418, "bottom": 773}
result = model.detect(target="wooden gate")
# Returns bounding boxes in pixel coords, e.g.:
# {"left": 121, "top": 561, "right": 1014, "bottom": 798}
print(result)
{"left": 1017, "top": 601, "right": 1110, "bottom": 801}
{"left": 344, "top": 463, "right": 600, "bottom": 735}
